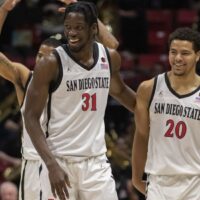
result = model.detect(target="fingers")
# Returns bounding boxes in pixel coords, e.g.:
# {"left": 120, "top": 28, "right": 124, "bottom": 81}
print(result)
{"left": 57, "top": 0, "right": 77, "bottom": 6}
{"left": 62, "top": 185, "right": 69, "bottom": 199}
{"left": 50, "top": 183, "right": 57, "bottom": 199}
{"left": 50, "top": 176, "right": 71, "bottom": 200}
{"left": 55, "top": 183, "right": 69, "bottom": 200}
{"left": 58, "top": 7, "right": 65, "bottom": 13}
{"left": 65, "top": 174, "right": 71, "bottom": 188}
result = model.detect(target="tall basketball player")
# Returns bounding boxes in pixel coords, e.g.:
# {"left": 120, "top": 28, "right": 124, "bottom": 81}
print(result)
{"left": 132, "top": 27, "right": 200, "bottom": 200}
{"left": 24, "top": 2, "right": 136, "bottom": 200}
{"left": 0, "top": 0, "right": 122, "bottom": 199}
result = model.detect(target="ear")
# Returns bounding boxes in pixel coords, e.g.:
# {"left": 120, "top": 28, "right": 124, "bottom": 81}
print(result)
{"left": 196, "top": 50, "right": 200, "bottom": 62}
{"left": 91, "top": 23, "right": 98, "bottom": 36}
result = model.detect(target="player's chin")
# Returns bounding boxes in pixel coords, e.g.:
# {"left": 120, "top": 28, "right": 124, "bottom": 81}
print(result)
{"left": 69, "top": 44, "right": 82, "bottom": 53}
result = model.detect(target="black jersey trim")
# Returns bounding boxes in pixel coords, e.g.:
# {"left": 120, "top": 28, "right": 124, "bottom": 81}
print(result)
{"left": 49, "top": 50, "right": 63, "bottom": 93}
{"left": 20, "top": 160, "right": 28, "bottom": 200}
{"left": 104, "top": 47, "right": 112, "bottom": 76}
{"left": 39, "top": 164, "right": 43, "bottom": 200}
{"left": 62, "top": 42, "right": 99, "bottom": 71}
{"left": 148, "top": 76, "right": 158, "bottom": 109}
{"left": 45, "top": 93, "right": 52, "bottom": 138}
{"left": 165, "top": 72, "right": 200, "bottom": 98}
{"left": 20, "top": 72, "right": 33, "bottom": 108}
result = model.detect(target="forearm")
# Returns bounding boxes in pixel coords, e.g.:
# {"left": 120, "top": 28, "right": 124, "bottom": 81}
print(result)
{"left": 97, "top": 19, "right": 119, "bottom": 49}
{"left": 0, "top": 52, "right": 16, "bottom": 82}
{"left": 111, "top": 85, "right": 136, "bottom": 113}
{"left": 25, "top": 117, "right": 57, "bottom": 168}
{"left": 132, "top": 131, "right": 148, "bottom": 195}
{"left": 0, "top": 7, "right": 8, "bottom": 33}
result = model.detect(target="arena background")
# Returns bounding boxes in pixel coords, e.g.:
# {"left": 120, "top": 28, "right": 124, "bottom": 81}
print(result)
{"left": 0, "top": 0, "right": 199, "bottom": 199}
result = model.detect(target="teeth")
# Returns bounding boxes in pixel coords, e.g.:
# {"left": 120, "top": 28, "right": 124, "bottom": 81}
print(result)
{"left": 174, "top": 64, "right": 184, "bottom": 67}
{"left": 69, "top": 39, "right": 79, "bottom": 43}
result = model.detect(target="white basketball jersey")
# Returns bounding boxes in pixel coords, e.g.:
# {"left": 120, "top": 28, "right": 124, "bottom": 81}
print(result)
{"left": 146, "top": 72, "right": 200, "bottom": 175}
{"left": 21, "top": 74, "right": 40, "bottom": 160}
{"left": 42, "top": 42, "right": 111, "bottom": 161}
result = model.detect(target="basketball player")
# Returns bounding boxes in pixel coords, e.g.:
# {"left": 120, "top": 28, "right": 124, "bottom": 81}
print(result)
{"left": 24, "top": 2, "right": 136, "bottom": 200}
{"left": 0, "top": 0, "right": 121, "bottom": 199}
{"left": 0, "top": 37, "right": 63, "bottom": 199}
{"left": 132, "top": 27, "right": 200, "bottom": 199}
{"left": 57, "top": 0, "right": 119, "bottom": 50}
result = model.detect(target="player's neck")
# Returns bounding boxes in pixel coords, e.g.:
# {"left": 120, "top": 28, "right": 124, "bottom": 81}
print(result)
{"left": 168, "top": 71, "right": 200, "bottom": 94}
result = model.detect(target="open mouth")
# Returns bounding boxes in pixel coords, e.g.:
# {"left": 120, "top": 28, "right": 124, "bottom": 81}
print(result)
{"left": 69, "top": 38, "right": 79, "bottom": 44}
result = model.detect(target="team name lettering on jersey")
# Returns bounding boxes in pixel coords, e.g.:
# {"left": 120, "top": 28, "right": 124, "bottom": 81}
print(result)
{"left": 66, "top": 77, "right": 109, "bottom": 91}
{"left": 154, "top": 102, "right": 200, "bottom": 121}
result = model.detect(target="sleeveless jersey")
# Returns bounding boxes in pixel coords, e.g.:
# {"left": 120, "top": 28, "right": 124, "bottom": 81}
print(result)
{"left": 145, "top": 72, "right": 200, "bottom": 175}
{"left": 42, "top": 42, "right": 111, "bottom": 161}
{"left": 21, "top": 73, "right": 40, "bottom": 160}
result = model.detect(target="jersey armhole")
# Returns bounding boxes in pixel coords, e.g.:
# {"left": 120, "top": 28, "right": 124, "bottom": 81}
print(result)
{"left": 20, "top": 72, "right": 33, "bottom": 108}
{"left": 49, "top": 50, "right": 63, "bottom": 93}
{"left": 148, "top": 76, "right": 158, "bottom": 109}
{"left": 104, "top": 47, "right": 112, "bottom": 76}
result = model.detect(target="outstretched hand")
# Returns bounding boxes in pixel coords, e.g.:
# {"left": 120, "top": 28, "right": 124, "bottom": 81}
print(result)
{"left": 1, "top": 0, "right": 21, "bottom": 12}
{"left": 57, "top": 0, "right": 77, "bottom": 13}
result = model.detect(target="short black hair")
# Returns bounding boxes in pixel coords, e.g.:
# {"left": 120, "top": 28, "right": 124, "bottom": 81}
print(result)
{"left": 64, "top": 1, "right": 98, "bottom": 27}
{"left": 168, "top": 27, "right": 200, "bottom": 52}
{"left": 41, "top": 35, "right": 63, "bottom": 48}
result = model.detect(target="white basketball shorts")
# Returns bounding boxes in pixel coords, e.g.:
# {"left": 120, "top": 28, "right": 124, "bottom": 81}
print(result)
{"left": 146, "top": 174, "right": 200, "bottom": 200}
{"left": 40, "top": 154, "right": 118, "bottom": 200}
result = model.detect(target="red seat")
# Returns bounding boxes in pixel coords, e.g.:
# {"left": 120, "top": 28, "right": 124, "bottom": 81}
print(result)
{"left": 138, "top": 54, "right": 168, "bottom": 69}
{"left": 138, "top": 54, "right": 169, "bottom": 77}
{"left": 146, "top": 10, "right": 173, "bottom": 32}
{"left": 148, "top": 30, "right": 169, "bottom": 53}
{"left": 176, "top": 9, "right": 198, "bottom": 27}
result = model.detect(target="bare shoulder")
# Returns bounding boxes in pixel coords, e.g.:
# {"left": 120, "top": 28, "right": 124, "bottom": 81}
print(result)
{"left": 137, "top": 78, "right": 155, "bottom": 102}
{"left": 36, "top": 52, "right": 57, "bottom": 69}
{"left": 33, "top": 52, "right": 58, "bottom": 83}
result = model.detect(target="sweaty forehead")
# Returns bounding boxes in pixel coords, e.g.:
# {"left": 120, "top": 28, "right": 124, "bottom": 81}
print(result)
{"left": 170, "top": 40, "right": 194, "bottom": 50}
{"left": 64, "top": 12, "right": 86, "bottom": 23}
{"left": 39, "top": 45, "right": 54, "bottom": 55}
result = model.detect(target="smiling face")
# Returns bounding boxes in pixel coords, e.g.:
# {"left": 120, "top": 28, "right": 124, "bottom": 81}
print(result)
{"left": 169, "top": 39, "right": 200, "bottom": 76}
{"left": 64, "top": 12, "right": 97, "bottom": 53}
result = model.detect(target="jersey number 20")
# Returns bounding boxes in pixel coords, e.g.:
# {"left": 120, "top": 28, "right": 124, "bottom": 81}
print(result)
{"left": 164, "top": 119, "right": 187, "bottom": 139}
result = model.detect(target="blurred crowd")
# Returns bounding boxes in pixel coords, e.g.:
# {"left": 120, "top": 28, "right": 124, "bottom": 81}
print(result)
{"left": 1, "top": 0, "right": 200, "bottom": 199}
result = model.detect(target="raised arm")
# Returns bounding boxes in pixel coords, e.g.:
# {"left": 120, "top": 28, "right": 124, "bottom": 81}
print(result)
{"left": 131, "top": 79, "right": 153, "bottom": 195}
{"left": 0, "top": 0, "right": 20, "bottom": 33}
{"left": 24, "top": 53, "right": 70, "bottom": 200}
{"left": 0, "top": 52, "right": 30, "bottom": 105}
{"left": 57, "top": 0, "right": 119, "bottom": 49}
{"left": 96, "top": 19, "right": 119, "bottom": 49}
{"left": 109, "top": 48, "right": 136, "bottom": 113}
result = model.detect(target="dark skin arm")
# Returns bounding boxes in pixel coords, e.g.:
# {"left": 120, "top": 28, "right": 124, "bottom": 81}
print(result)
{"left": 24, "top": 53, "right": 70, "bottom": 200}
{"left": 0, "top": 52, "right": 30, "bottom": 105}
{"left": 131, "top": 79, "right": 154, "bottom": 195}
{"left": 96, "top": 19, "right": 119, "bottom": 49}
{"left": 109, "top": 48, "right": 136, "bottom": 113}
{"left": 0, "top": 0, "right": 21, "bottom": 33}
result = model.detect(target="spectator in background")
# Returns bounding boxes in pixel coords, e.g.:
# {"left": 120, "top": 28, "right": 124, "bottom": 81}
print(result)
{"left": 0, "top": 181, "right": 18, "bottom": 200}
